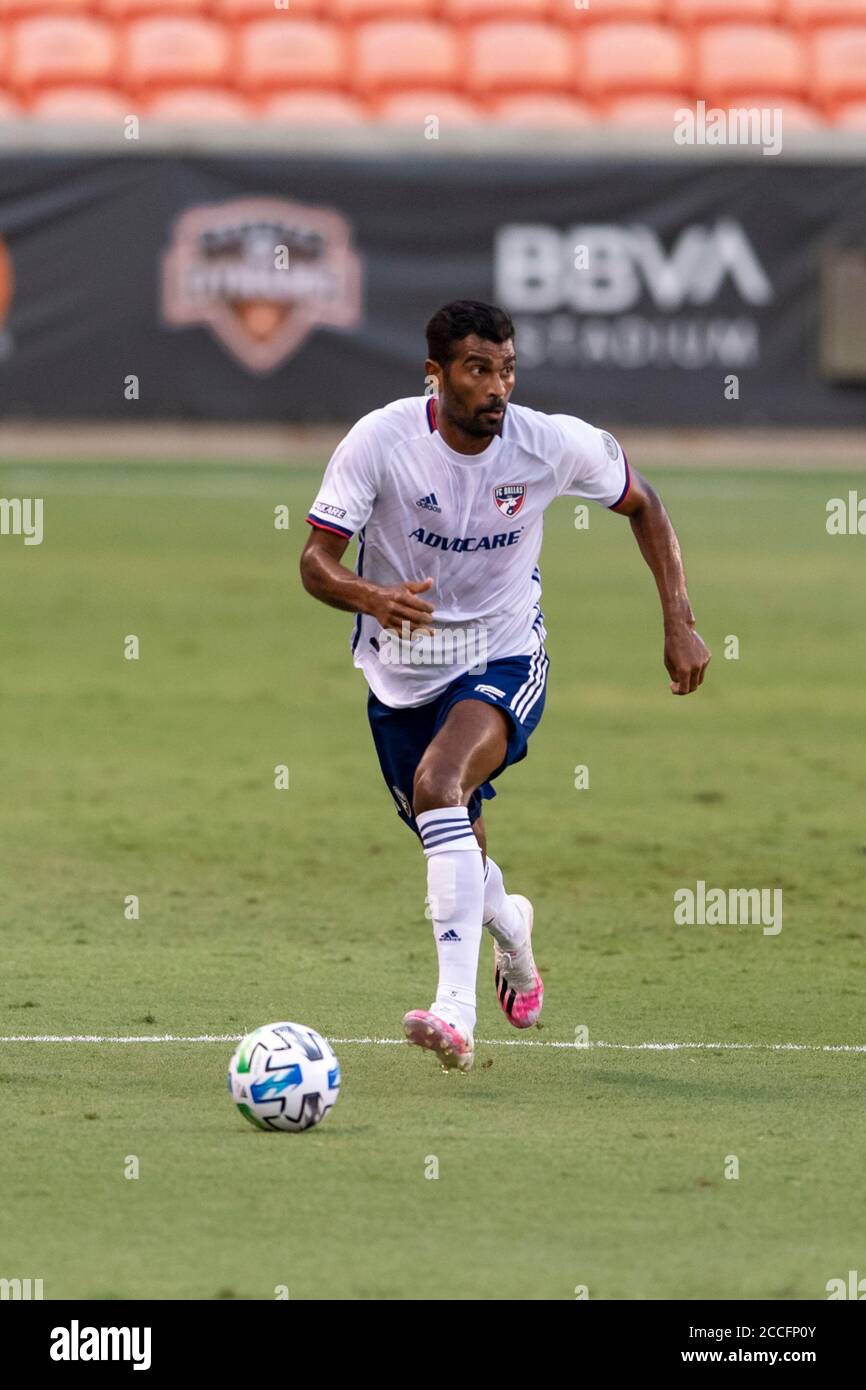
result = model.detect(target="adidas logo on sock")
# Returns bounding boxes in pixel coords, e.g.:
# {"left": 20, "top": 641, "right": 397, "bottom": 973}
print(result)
{"left": 437, "top": 929, "right": 462, "bottom": 942}
{"left": 416, "top": 492, "right": 442, "bottom": 513}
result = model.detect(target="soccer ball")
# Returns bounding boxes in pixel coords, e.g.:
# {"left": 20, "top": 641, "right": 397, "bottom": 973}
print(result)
{"left": 227, "top": 1022, "right": 341, "bottom": 1133}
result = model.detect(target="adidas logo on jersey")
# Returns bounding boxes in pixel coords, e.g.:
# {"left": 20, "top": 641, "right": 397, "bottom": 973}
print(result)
{"left": 437, "top": 929, "right": 462, "bottom": 942}
{"left": 416, "top": 492, "right": 442, "bottom": 513}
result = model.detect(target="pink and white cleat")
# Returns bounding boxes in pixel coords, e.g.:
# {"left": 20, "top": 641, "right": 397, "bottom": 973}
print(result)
{"left": 493, "top": 895, "right": 544, "bottom": 1028}
{"left": 403, "top": 1008, "right": 475, "bottom": 1072}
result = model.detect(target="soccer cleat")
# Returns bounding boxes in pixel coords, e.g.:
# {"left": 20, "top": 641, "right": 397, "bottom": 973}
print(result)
{"left": 402, "top": 1008, "right": 475, "bottom": 1072}
{"left": 493, "top": 894, "right": 544, "bottom": 1029}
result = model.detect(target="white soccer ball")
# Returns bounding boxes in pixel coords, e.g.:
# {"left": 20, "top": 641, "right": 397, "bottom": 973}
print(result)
{"left": 228, "top": 1022, "right": 341, "bottom": 1132}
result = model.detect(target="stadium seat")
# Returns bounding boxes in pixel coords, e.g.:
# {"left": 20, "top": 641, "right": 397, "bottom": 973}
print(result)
{"left": 1, "top": 0, "right": 96, "bottom": 16}
{"left": 579, "top": 23, "right": 690, "bottom": 98}
{"left": 810, "top": 27, "right": 866, "bottom": 105}
{"left": 100, "top": 0, "right": 209, "bottom": 17}
{"left": 216, "top": 0, "right": 323, "bottom": 17}
{"left": 444, "top": 0, "right": 551, "bottom": 22}
{"left": 783, "top": 0, "right": 866, "bottom": 26}
{"left": 551, "top": 0, "right": 665, "bottom": 21}
{"left": 376, "top": 88, "right": 484, "bottom": 123}
{"left": 123, "top": 19, "right": 231, "bottom": 92}
{"left": 695, "top": 24, "right": 807, "bottom": 101}
{"left": 352, "top": 21, "right": 459, "bottom": 94}
{"left": 334, "top": 0, "right": 435, "bottom": 17}
{"left": 464, "top": 22, "right": 574, "bottom": 96}
{"left": 29, "top": 84, "right": 131, "bottom": 117}
{"left": 724, "top": 92, "right": 825, "bottom": 124}
{"left": 668, "top": 0, "right": 780, "bottom": 24}
{"left": 833, "top": 96, "right": 866, "bottom": 124}
{"left": 0, "top": 88, "right": 21, "bottom": 114}
{"left": 11, "top": 17, "right": 116, "bottom": 90}
{"left": 260, "top": 89, "right": 368, "bottom": 122}
{"left": 238, "top": 20, "right": 348, "bottom": 92}
{"left": 603, "top": 92, "right": 693, "bottom": 123}
{"left": 490, "top": 92, "right": 597, "bottom": 124}
{"left": 147, "top": 88, "right": 254, "bottom": 120}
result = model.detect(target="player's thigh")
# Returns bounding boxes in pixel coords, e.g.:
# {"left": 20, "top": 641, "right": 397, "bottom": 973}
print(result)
{"left": 413, "top": 699, "right": 510, "bottom": 811}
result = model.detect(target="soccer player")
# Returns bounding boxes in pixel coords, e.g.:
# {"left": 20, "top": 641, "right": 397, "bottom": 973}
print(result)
{"left": 300, "top": 301, "right": 710, "bottom": 1073}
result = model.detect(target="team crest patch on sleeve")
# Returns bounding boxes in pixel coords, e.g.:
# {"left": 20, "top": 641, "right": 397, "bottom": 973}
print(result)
{"left": 602, "top": 432, "right": 620, "bottom": 460}
{"left": 493, "top": 483, "right": 526, "bottom": 518}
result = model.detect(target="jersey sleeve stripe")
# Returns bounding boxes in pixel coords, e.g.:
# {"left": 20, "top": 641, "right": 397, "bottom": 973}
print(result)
{"left": 306, "top": 514, "right": 354, "bottom": 539}
{"left": 609, "top": 452, "right": 631, "bottom": 510}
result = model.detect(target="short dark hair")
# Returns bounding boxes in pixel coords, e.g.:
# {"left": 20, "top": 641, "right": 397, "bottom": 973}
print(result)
{"left": 425, "top": 300, "right": 515, "bottom": 369}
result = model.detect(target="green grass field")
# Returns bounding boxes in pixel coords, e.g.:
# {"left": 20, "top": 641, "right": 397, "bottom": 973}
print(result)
{"left": 0, "top": 457, "right": 864, "bottom": 1300}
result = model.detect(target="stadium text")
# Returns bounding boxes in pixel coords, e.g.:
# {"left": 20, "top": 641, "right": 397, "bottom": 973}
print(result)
{"left": 673, "top": 881, "right": 782, "bottom": 935}
{"left": 674, "top": 102, "right": 783, "bottom": 157}
{"left": 0, "top": 497, "right": 43, "bottom": 545}
{"left": 50, "top": 1321, "right": 152, "bottom": 1370}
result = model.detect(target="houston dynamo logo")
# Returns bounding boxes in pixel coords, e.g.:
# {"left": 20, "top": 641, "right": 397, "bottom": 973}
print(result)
{"left": 161, "top": 197, "right": 363, "bottom": 374}
{"left": 493, "top": 483, "right": 526, "bottom": 518}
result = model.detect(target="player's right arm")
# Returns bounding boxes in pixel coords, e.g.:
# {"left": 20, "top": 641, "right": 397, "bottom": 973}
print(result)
{"left": 300, "top": 528, "right": 435, "bottom": 633}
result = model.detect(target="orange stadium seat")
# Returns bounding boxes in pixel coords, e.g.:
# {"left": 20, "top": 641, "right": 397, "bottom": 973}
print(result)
{"left": 833, "top": 97, "right": 866, "bottom": 123}
{"left": 261, "top": 88, "right": 367, "bottom": 122}
{"left": 30, "top": 83, "right": 131, "bottom": 116}
{"left": 123, "top": 19, "right": 231, "bottom": 92}
{"left": 669, "top": 0, "right": 780, "bottom": 24}
{"left": 491, "top": 92, "right": 597, "bottom": 124}
{"left": 11, "top": 17, "right": 116, "bottom": 90}
{"left": 579, "top": 23, "right": 690, "bottom": 98}
{"left": 810, "top": 26, "right": 866, "bottom": 105}
{"left": 216, "top": 0, "right": 323, "bottom": 17}
{"left": 783, "top": 0, "right": 866, "bottom": 26}
{"left": 464, "top": 22, "right": 574, "bottom": 96}
{"left": 352, "top": 21, "right": 459, "bottom": 94}
{"left": 1, "top": 0, "right": 95, "bottom": 16}
{"left": 603, "top": 92, "right": 693, "bottom": 122}
{"left": 0, "top": 89, "right": 21, "bottom": 113}
{"left": 724, "top": 92, "right": 825, "bottom": 123}
{"left": 334, "top": 0, "right": 435, "bottom": 17}
{"left": 444, "top": 0, "right": 552, "bottom": 22}
{"left": 552, "top": 0, "right": 665, "bottom": 21}
{"left": 695, "top": 24, "right": 807, "bottom": 101}
{"left": 238, "top": 20, "right": 348, "bottom": 92}
{"left": 148, "top": 87, "right": 254, "bottom": 119}
{"left": 376, "top": 88, "right": 484, "bottom": 122}
{"left": 101, "top": 0, "right": 210, "bottom": 17}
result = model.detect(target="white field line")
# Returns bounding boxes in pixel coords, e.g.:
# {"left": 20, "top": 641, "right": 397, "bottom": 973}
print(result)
{"left": 0, "top": 1034, "right": 864, "bottom": 1053}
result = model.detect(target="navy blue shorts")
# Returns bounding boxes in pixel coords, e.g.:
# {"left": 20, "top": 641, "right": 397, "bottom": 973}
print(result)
{"left": 367, "top": 647, "right": 550, "bottom": 837}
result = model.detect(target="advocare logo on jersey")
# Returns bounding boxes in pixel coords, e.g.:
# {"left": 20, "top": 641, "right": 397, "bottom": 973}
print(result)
{"left": 161, "top": 197, "right": 362, "bottom": 374}
{"left": 409, "top": 526, "right": 524, "bottom": 552}
{"left": 495, "top": 219, "right": 773, "bottom": 370}
{"left": 50, "top": 1320, "right": 152, "bottom": 1370}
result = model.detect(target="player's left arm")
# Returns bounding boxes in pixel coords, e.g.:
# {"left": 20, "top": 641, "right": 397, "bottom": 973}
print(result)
{"left": 611, "top": 470, "right": 711, "bottom": 696}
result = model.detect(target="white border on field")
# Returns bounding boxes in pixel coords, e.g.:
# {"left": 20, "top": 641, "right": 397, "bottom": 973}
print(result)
{"left": 0, "top": 1035, "right": 864, "bottom": 1052}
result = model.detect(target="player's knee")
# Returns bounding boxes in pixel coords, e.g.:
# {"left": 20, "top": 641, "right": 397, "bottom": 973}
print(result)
{"left": 412, "top": 764, "right": 464, "bottom": 817}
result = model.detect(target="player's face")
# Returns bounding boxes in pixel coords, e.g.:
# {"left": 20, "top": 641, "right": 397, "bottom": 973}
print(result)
{"left": 430, "top": 335, "right": 516, "bottom": 440}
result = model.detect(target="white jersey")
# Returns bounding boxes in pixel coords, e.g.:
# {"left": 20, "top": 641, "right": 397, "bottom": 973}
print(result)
{"left": 305, "top": 395, "right": 630, "bottom": 709}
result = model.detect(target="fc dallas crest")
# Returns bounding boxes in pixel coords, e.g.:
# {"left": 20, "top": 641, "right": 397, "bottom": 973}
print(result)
{"left": 493, "top": 483, "right": 526, "bottom": 519}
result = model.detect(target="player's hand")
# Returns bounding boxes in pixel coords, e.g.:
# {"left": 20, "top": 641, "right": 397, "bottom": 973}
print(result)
{"left": 664, "top": 621, "right": 711, "bottom": 695}
{"left": 368, "top": 577, "right": 436, "bottom": 635}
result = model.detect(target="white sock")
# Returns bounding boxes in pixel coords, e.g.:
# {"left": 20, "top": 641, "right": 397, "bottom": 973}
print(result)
{"left": 482, "top": 857, "right": 528, "bottom": 951}
{"left": 416, "top": 806, "right": 484, "bottom": 1036}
